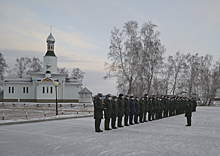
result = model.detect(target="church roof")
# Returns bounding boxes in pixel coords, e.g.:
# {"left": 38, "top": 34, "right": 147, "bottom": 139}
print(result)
{"left": 45, "top": 51, "right": 56, "bottom": 56}
{"left": 78, "top": 87, "right": 92, "bottom": 94}
{"left": 46, "top": 33, "right": 55, "bottom": 43}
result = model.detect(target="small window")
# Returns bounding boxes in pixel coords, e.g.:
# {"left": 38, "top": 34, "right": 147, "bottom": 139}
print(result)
{"left": 50, "top": 87, "right": 53, "bottom": 93}
{"left": 9, "top": 87, "right": 11, "bottom": 93}
{"left": 43, "top": 87, "right": 45, "bottom": 93}
{"left": 23, "top": 87, "right": 25, "bottom": 93}
{"left": 12, "top": 87, "right": 14, "bottom": 93}
{"left": 26, "top": 87, "right": 28, "bottom": 93}
{"left": 47, "top": 86, "right": 49, "bottom": 93}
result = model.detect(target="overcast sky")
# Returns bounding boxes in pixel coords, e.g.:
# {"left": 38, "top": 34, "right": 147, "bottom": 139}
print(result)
{"left": 0, "top": 0, "right": 220, "bottom": 95}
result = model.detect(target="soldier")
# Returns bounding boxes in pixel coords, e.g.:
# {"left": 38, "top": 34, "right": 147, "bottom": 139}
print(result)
{"left": 148, "top": 97, "right": 152, "bottom": 121}
{"left": 103, "top": 94, "right": 112, "bottom": 131}
{"left": 111, "top": 96, "right": 118, "bottom": 129}
{"left": 118, "top": 94, "right": 124, "bottom": 127}
{"left": 152, "top": 95, "right": 156, "bottom": 120}
{"left": 185, "top": 98, "right": 193, "bottom": 126}
{"left": 93, "top": 93, "right": 104, "bottom": 133}
{"left": 139, "top": 97, "right": 145, "bottom": 123}
{"left": 155, "top": 97, "right": 159, "bottom": 119}
{"left": 124, "top": 95, "right": 130, "bottom": 126}
{"left": 192, "top": 98, "right": 197, "bottom": 112}
{"left": 134, "top": 97, "right": 140, "bottom": 124}
{"left": 163, "top": 96, "right": 168, "bottom": 118}
{"left": 144, "top": 94, "right": 149, "bottom": 122}
{"left": 129, "top": 95, "right": 136, "bottom": 125}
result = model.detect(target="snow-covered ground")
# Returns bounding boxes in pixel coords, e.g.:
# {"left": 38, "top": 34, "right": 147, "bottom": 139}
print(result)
{"left": 0, "top": 106, "right": 220, "bottom": 156}
{"left": 0, "top": 102, "right": 94, "bottom": 124}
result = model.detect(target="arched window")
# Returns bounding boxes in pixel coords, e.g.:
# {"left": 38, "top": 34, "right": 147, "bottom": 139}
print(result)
{"left": 47, "top": 86, "right": 49, "bottom": 93}
{"left": 43, "top": 87, "right": 45, "bottom": 93}
{"left": 50, "top": 87, "right": 53, "bottom": 93}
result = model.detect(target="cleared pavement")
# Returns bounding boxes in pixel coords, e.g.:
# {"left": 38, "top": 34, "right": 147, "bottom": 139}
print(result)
{"left": 0, "top": 106, "right": 220, "bottom": 156}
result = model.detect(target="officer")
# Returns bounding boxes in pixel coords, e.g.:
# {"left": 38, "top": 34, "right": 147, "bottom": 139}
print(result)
{"left": 144, "top": 94, "right": 149, "bottom": 122}
{"left": 185, "top": 98, "right": 193, "bottom": 126}
{"left": 148, "top": 97, "right": 152, "bottom": 121}
{"left": 124, "top": 95, "right": 130, "bottom": 126}
{"left": 134, "top": 97, "right": 140, "bottom": 124}
{"left": 118, "top": 94, "right": 124, "bottom": 127}
{"left": 163, "top": 96, "right": 168, "bottom": 117}
{"left": 111, "top": 96, "right": 118, "bottom": 129}
{"left": 139, "top": 97, "right": 145, "bottom": 123}
{"left": 103, "top": 94, "right": 112, "bottom": 131}
{"left": 152, "top": 95, "right": 156, "bottom": 120}
{"left": 192, "top": 98, "right": 197, "bottom": 112}
{"left": 129, "top": 95, "right": 136, "bottom": 125}
{"left": 93, "top": 93, "right": 104, "bottom": 133}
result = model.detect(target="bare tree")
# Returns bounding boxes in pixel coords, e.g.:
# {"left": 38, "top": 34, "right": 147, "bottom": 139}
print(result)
{"left": 71, "top": 68, "right": 85, "bottom": 80}
{"left": 29, "top": 57, "right": 43, "bottom": 72}
{"left": 13, "top": 57, "right": 31, "bottom": 78}
{"left": 0, "top": 52, "right": 8, "bottom": 81}
{"left": 57, "top": 67, "right": 69, "bottom": 74}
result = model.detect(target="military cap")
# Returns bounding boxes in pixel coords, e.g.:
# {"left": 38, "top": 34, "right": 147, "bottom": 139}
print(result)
{"left": 119, "top": 94, "right": 123, "bottom": 97}
{"left": 125, "top": 95, "right": 129, "bottom": 97}
{"left": 112, "top": 96, "right": 117, "bottom": 99}
{"left": 144, "top": 94, "right": 148, "bottom": 96}
{"left": 97, "top": 93, "right": 102, "bottom": 97}
{"left": 106, "top": 94, "right": 111, "bottom": 97}
{"left": 130, "top": 95, "right": 134, "bottom": 98}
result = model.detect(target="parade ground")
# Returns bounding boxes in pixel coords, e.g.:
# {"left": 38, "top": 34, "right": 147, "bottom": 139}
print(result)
{"left": 0, "top": 106, "right": 220, "bottom": 156}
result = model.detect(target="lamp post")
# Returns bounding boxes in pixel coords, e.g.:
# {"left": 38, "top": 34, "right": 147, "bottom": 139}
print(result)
{"left": 53, "top": 81, "right": 59, "bottom": 116}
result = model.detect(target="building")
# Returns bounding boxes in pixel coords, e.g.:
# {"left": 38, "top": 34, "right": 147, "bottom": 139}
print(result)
{"left": 2, "top": 32, "right": 83, "bottom": 103}
{"left": 78, "top": 87, "right": 93, "bottom": 103}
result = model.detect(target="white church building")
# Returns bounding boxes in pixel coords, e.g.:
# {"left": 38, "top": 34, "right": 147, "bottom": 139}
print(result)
{"left": 2, "top": 32, "right": 83, "bottom": 103}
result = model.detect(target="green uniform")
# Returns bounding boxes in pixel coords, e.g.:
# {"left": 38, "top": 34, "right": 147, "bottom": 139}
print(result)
{"left": 148, "top": 99, "right": 152, "bottom": 121}
{"left": 144, "top": 97, "right": 149, "bottom": 122}
{"left": 111, "top": 100, "right": 118, "bottom": 128}
{"left": 139, "top": 99, "right": 145, "bottom": 123}
{"left": 118, "top": 97, "right": 124, "bottom": 127}
{"left": 94, "top": 97, "right": 104, "bottom": 132}
{"left": 104, "top": 99, "right": 112, "bottom": 130}
{"left": 124, "top": 98, "right": 130, "bottom": 126}
{"left": 152, "top": 98, "right": 156, "bottom": 120}
{"left": 134, "top": 99, "right": 140, "bottom": 124}
{"left": 185, "top": 100, "right": 193, "bottom": 126}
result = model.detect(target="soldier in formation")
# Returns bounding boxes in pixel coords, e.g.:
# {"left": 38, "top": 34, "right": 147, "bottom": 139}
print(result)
{"left": 93, "top": 93, "right": 197, "bottom": 132}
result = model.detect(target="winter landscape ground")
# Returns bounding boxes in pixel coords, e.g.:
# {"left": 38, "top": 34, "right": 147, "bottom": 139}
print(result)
{"left": 0, "top": 106, "right": 220, "bottom": 156}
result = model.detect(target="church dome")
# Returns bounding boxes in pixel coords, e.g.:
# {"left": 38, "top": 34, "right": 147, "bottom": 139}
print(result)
{"left": 46, "top": 33, "right": 55, "bottom": 43}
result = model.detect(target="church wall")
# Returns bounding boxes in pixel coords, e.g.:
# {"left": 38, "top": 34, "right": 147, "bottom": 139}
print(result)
{"left": 4, "top": 83, "right": 34, "bottom": 101}
{"left": 43, "top": 56, "right": 57, "bottom": 73}
{"left": 64, "top": 84, "right": 80, "bottom": 99}
{"left": 36, "top": 83, "right": 56, "bottom": 99}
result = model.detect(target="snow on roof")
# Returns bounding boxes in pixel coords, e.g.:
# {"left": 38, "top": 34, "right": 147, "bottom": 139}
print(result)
{"left": 78, "top": 87, "right": 92, "bottom": 94}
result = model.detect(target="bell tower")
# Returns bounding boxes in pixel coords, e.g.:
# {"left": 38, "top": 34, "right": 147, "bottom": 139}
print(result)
{"left": 43, "top": 27, "right": 57, "bottom": 73}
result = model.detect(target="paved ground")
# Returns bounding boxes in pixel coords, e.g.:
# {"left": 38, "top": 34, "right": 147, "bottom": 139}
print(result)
{"left": 0, "top": 106, "right": 220, "bottom": 156}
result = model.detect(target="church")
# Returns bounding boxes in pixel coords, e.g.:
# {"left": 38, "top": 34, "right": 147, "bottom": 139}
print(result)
{"left": 3, "top": 32, "right": 84, "bottom": 103}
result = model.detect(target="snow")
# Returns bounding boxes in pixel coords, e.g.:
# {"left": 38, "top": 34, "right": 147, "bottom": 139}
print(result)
{"left": 0, "top": 106, "right": 220, "bottom": 156}
{"left": 0, "top": 102, "right": 94, "bottom": 124}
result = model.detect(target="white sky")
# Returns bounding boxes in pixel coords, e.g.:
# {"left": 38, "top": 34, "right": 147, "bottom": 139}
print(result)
{"left": 0, "top": 0, "right": 220, "bottom": 95}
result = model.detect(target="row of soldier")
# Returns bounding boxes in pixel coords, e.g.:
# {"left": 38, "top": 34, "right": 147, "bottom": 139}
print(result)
{"left": 93, "top": 93, "right": 197, "bottom": 132}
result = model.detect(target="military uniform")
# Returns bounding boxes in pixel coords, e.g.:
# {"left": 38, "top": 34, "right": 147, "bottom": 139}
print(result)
{"left": 139, "top": 98, "right": 145, "bottom": 123}
{"left": 129, "top": 96, "right": 136, "bottom": 125}
{"left": 93, "top": 94, "right": 104, "bottom": 132}
{"left": 104, "top": 97, "right": 112, "bottom": 130}
{"left": 118, "top": 94, "right": 124, "bottom": 127}
{"left": 185, "top": 99, "right": 193, "bottom": 126}
{"left": 148, "top": 97, "right": 152, "bottom": 121}
{"left": 111, "top": 97, "right": 118, "bottom": 129}
{"left": 134, "top": 98, "right": 140, "bottom": 124}
{"left": 144, "top": 95, "right": 149, "bottom": 122}
{"left": 152, "top": 97, "right": 156, "bottom": 120}
{"left": 124, "top": 96, "right": 130, "bottom": 126}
